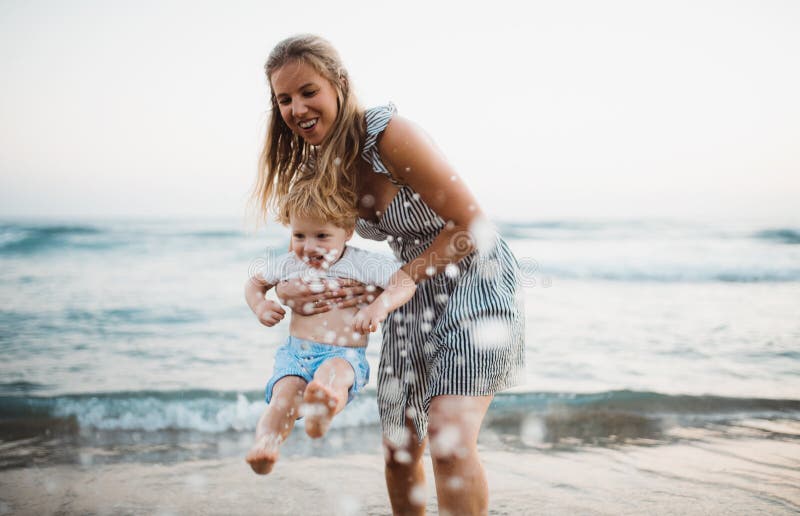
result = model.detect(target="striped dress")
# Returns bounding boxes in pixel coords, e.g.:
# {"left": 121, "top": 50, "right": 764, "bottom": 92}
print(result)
{"left": 356, "top": 103, "right": 526, "bottom": 446}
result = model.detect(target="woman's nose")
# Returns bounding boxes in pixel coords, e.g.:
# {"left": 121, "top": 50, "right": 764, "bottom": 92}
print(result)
{"left": 292, "top": 99, "right": 308, "bottom": 117}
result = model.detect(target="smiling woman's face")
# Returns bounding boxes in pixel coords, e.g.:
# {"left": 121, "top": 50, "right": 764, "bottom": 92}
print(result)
{"left": 270, "top": 60, "right": 339, "bottom": 146}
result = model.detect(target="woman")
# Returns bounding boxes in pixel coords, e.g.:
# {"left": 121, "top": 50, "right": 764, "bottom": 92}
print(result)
{"left": 252, "top": 34, "right": 524, "bottom": 515}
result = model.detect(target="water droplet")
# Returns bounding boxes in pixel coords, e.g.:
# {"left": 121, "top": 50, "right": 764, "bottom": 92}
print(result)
{"left": 446, "top": 476, "right": 464, "bottom": 490}
{"left": 409, "top": 484, "right": 426, "bottom": 506}
{"left": 185, "top": 474, "right": 207, "bottom": 491}
{"left": 520, "top": 415, "right": 546, "bottom": 447}
{"left": 394, "top": 449, "right": 412, "bottom": 464}
{"left": 469, "top": 216, "right": 497, "bottom": 256}
{"left": 336, "top": 494, "right": 361, "bottom": 516}
{"left": 469, "top": 316, "right": 513, "bottom": 351}
{"left": 431, "top": 424, "right": 461, "bottom": 458}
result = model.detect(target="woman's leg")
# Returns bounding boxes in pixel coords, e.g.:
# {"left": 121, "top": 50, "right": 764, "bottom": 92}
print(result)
{"left": 246, "top": 375, "right": 307, "bottom": 474}
{"left": 428, "top": 395, "right": 493, "bottom": 516}
{"left": 384, "top": 417, "right": 428, "bottom": 515}
{"left": 303, "top": 357, "right": 355, "bottom": 438}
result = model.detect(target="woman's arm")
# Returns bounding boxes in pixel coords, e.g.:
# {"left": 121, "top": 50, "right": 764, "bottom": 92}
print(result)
{"left": 378, "top": 116, "right": 485, "bottom": 283}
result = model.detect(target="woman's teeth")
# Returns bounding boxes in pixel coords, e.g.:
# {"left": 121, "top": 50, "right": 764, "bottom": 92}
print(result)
{"left": 298, "top": 119, "right": 318, "bottom": 129}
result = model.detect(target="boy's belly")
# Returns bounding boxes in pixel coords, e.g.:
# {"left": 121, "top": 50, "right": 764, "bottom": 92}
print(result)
{"left": 289, "top": 306, "right": 368, "bottom": 348}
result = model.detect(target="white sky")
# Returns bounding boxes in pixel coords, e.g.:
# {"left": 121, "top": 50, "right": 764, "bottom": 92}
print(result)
{"left": 1, "top": 0, "right": 798, "bottom": 222}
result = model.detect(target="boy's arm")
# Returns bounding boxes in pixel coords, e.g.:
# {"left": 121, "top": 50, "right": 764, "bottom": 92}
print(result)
{"left": 376, "top": 269, "right": 417, "bottom": 313}
{"left": 244, "top": 273, "right": 286, "bottom": 327}
{"left": 352, "top": 269, "right": 416, "bottom": 334}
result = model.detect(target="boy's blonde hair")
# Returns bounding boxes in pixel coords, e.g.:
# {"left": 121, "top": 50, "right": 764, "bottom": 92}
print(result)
{"left": 251, "top": 34, "right": 365, "bottom": 225}
{"left": 278, "top": 179, "right": 357, "bottom": 231}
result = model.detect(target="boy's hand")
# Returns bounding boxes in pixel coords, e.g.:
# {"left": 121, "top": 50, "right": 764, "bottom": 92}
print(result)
{"left": 352, "top": 303, "right": 389, "bottom": 334}
{"left": 251, "top": 298, "right": 286, "bottom": 327}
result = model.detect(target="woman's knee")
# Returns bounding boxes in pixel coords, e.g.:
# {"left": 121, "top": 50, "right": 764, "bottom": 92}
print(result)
{"left": 427, "top": 396, "right": 491, "bottom": 462}
{"left": 383, "top": 429, "right": 426, "bottom": 468}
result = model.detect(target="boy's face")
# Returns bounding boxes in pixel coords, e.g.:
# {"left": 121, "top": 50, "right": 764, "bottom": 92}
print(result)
{"left": 289, "top": 215, "right": 353, "bottom": 269}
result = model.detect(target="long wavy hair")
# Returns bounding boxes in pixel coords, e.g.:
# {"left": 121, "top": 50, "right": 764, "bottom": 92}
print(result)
{"left": 250, "top": 34, "right": 365, "bottom": 224}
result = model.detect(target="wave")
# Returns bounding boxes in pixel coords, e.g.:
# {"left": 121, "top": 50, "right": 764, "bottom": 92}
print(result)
{"left": 0, "top": 222, "right": 276, "bottom": 256}
{"left": 3, "top": 220, "right": 798, "bottom": 283}
{"left": 0, "top": 224, "right": 106, "bottom": 254}
{"left": 63, "top": 307, "right": 207, "bottom": 325}
{"left": 0, "top": 381, "right": 51, "bottom": 395}
{"left": 754, "top": 228, "right": 800, "bottom": 245}
{"left": 500, "top": 220, "right": 800, "bottom": 242}
{"left": 538, "top": 266, "right": 800, "bottom": 283}
{"left": 1, "top": 389, "right": 797, "bottom": 435}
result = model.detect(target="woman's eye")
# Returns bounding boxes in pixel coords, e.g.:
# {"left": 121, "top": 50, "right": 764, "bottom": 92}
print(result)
{"left": 303, "top": 90, "right": 317, "bottom": 98}
{"left": 277, "top": 97, "right": 291, "bottom": 105}
{"left": 317, "top": 234, "right": 329, "bottom": 239}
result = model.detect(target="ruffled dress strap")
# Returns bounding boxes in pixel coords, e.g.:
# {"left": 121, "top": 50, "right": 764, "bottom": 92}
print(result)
{"left": 361, "top": 103, "right": 402, "bottom": 185}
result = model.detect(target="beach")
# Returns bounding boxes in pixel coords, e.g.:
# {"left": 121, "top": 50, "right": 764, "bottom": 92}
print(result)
{"left": 1, "top": 422, "right": 799, "bottom": 515}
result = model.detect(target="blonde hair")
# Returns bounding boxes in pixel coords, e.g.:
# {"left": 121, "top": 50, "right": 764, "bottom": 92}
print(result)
{"left": 251, "top": 34, "right": 365, "bottom": 224}
{"left": 278, "top": 178, "right": 357, "bottom": 231}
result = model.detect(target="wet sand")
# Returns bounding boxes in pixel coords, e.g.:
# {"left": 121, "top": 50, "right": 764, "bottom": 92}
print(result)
{"left": 1, "top": 432, "right": 798, "bottom": 515}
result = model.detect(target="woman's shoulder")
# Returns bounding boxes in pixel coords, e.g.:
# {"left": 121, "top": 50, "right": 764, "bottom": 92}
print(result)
{"left": 363, "top": 103, "right": 419, "bottom": 142}
{"left": 373, "top": 108, "right": 440, "bottom": 185}
{"left": 364, "top": 102, "right": 397, "bottom": 133}
{"left": 361, "top": 103, "right": 434, "bottom": 184}
{"left": 361, "top": 103, "right": 398, "bottom": 178}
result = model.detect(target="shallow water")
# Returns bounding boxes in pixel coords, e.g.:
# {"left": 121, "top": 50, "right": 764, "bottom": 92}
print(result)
{"left": 1, "top": 216, "right": 798, "bottom": 465}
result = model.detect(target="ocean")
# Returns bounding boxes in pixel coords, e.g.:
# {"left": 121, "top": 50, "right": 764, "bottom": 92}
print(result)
{"left": 1, "top": 216, "right": 799, "bottom": 473}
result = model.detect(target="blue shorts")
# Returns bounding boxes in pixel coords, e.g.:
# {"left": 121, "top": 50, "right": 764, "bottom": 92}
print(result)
{"left": 265, "top": 336, "right": 370, "bottom": 404}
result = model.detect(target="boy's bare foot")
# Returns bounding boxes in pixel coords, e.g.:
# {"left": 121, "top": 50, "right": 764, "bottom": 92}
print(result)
{"left": 246, "top": 434, "right": 281, "bottom": 475}
{"left": 302, "top": 381, "right": 341, "bottom": 438}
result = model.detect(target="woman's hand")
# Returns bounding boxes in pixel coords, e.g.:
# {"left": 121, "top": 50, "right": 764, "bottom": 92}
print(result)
{"left": 275, "top": 278, "right": 377, "bottom": 315}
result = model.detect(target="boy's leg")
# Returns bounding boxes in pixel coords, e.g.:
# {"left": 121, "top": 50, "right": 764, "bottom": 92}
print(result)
{"left": 303, "top": 357, "right": 355, "bottom": 438}
{"left": 246, "top": 375, "right": 307, "bottom": 474}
